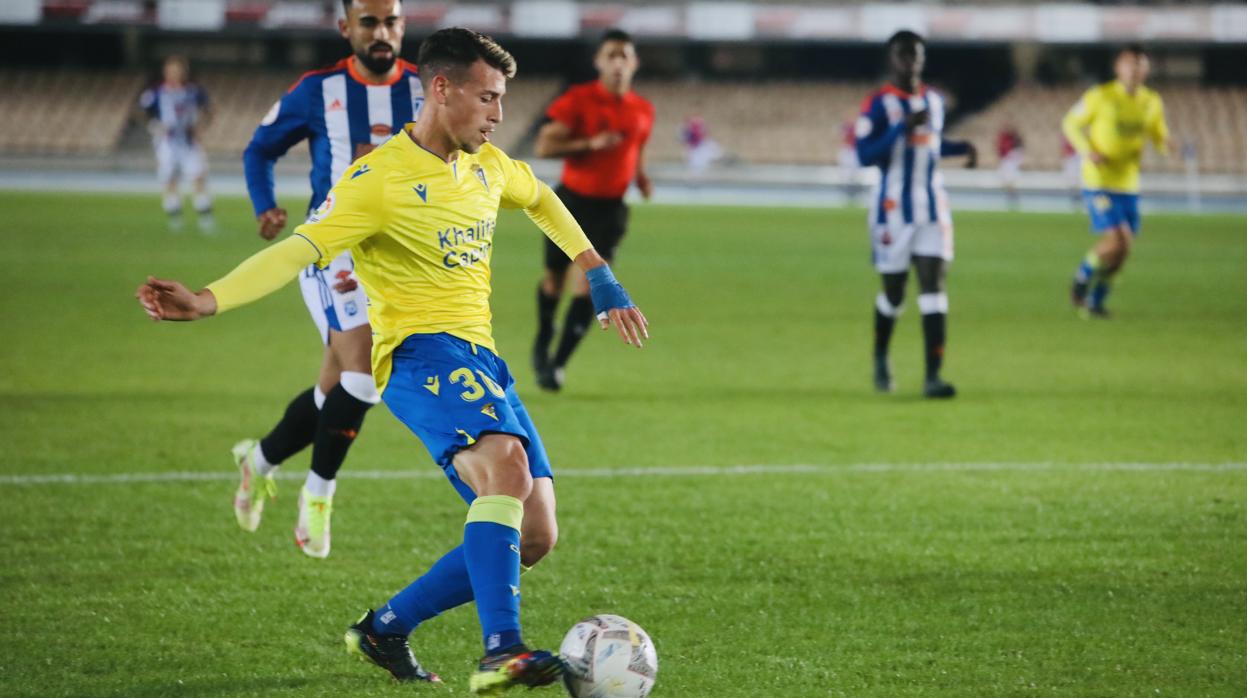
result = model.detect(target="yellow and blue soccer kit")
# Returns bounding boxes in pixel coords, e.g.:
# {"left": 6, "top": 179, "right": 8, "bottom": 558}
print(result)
{"left": 206, "top": 124, "right": 601, "bottom": 655}
{"left": 1062, "top": 80, "right": 1169, "bottom": 235}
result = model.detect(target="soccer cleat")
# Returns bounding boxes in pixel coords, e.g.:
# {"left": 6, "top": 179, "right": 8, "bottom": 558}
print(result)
{"left": 294, "top": 487, "right": 332, "bottom": 559}
{"left": 923, "top": 377, "right": 957, "bottom": 399}
{"left": 1087, "top": 305, "right": 1111, "bottom": 319}
{"left": 232, "top": 439, "right": 276, "bottom": 532}
{"left": 873, "top": 356, "right": 894, "bottom": 393}
{"left": 469, "top": 645, "right": 565, "bottom": 695}
{"left": 1070, "top": 279, "right": 1089, "bottom": 310}
{"left": 344, "top": 610, "right": 440, "bottom": 683}
{"left": 536, "top": 365, "right": 564, "bottom": 393}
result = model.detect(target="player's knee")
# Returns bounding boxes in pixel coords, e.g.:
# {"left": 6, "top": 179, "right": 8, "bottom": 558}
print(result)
{"left": 521, "top": 523, "right": 558, "bottom": 566}
{"left": 876, "top": 292, "right": 904, "bottom": 318}
{"left": 338, "top": 370, "right": 380, "bottom": 405}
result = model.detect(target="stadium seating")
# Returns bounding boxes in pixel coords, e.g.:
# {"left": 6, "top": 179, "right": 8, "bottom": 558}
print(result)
{"left": 948, "top": 83, "right": 1247, "bottom": 174}
{"left": 0, "top": 67, "right": 1243, "bottom": 175}
{"left": 637, "top": 80, "right": 878, "bottom": 166}
{"left": 0, "top": 68, "right": 144, "bottom": 154}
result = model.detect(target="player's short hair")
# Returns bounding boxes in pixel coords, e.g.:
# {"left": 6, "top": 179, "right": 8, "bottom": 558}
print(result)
{"left": 887, "top": 30, "right": 924, "bottom": 50}
{"left": 600, "top": 28, "right": 633, "bottom": 46}
{"left": 1118, "top": 43, "right": 1147, "bottom": 59}
{"left": 417, "top": 27, "right": 517, "bottom": 86}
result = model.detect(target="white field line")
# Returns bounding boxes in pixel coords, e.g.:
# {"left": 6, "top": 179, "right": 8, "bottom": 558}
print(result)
{"left": 0, "top": 462, "right": 1243, "bottom": 486}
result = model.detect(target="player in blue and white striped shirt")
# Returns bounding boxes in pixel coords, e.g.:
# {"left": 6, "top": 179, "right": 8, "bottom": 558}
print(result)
{"left": 139, "top": 55, "right": 213, "bottom": 231}
{"left": 855, "top": 30, "right": 976, "bottom": 399}
{"left": 233, "top": 0, "right": 424, "bottom": 561}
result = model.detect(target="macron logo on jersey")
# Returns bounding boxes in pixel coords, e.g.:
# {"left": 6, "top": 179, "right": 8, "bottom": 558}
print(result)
{"left": 413, "top": 183, "right": 428, "bottom": 202}
{"left": 351, "top": 164, "right": 370, "bottom": 179}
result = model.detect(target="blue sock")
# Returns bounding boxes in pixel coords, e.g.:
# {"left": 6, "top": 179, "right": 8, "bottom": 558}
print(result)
{"left": 1090, "top": 280, "right": 1111, "bottom": 309}
{"left": 372, "top": 545, "right": 474, "bottom": 636}
{"left": 1075, "top": 252, "right": 1100, "bottom": 284}
{"left": 463, "top": 495, "right": 524, "bottom": 654}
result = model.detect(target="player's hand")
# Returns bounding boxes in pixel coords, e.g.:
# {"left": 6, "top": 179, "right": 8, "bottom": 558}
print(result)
{"left": 964, "top": 142, "right": 978, "bottom": 169}
{"left": 588, "top": 131, "right": 624, "bottom": 152}
{"left": 636, "top": 172, "right": 654, "bottom": 200}
{"left": 904, "top": 110, "right": 929, "bottom": 131}
{"left": 136, "top": 276, "right": 217, "bottom": 322}
{"left": 332, "top": 270, "right": 359, "bottom": 294}
{"left": 1088, "top": 149, "right": 1108, "bottom": 166}
{"left": 585, "top": 264, "right": 647, "bottom": 348}
{"left": 257, "top": 208, "right": 288, "bottom": 241}
{"left": 601, "top": 305, "right": 649, "bottom": 349}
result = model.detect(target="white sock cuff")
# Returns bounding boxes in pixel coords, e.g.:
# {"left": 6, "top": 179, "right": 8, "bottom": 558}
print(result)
{"left": 252, "top": 442, "right": 276, "bottom": 475}
{"left": 193, "top": 192, "right": 212, "bottom": 212}
{"left": 918, "top": 292, "right": 949, "bottom": 315}
{"left": 305, "top": 471, "right": 336, "bottom": 498}
{"left": 876, "top": 292, "right": 903, "bottom": 318}
{"left": 339, "top": 371, "right": 380, "bottom": 405}
{"left": 313, "top": 385, "right": 327, "bottom": 410}
{"left": 162, "top": 193, "right": 181, "bottom": 213}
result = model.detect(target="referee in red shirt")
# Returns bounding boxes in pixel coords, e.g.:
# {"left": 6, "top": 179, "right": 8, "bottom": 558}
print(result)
{"left": 531, "top": 29, "right": 655, "bottom": 392}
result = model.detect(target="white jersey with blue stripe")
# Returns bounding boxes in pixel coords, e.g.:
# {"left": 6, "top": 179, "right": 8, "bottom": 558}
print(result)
{"left": 139, "top": 82, "right": 209, "bottom": 145}
{"left": 243, "top": 57, "right": 424, "bottom": 217}
{"left": 855, "top": 84, "right": 960, "bottom": 228}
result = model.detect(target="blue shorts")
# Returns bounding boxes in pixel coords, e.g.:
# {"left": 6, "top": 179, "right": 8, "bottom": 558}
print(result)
{"left": 382, "top": 333, "right": 553, "bottom": 504}
{"left": 1083, "top": 190, "right": 1141, "bottom": 235}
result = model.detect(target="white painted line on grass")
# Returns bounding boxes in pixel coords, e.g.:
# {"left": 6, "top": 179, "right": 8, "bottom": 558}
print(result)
{"left": 0, "top": 462, "right": 1243, "bottom": 486}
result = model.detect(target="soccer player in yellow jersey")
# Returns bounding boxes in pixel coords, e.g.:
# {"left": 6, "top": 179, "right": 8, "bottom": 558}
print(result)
{"left": 1063, "top": 44, "right": 1172, "bottom": 317}
{"left": 137, "top": 28, "right": 648, "bottom": 694}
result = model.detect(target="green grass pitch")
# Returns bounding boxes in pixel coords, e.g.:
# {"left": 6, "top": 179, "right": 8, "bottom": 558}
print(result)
{"left": 1, "top": 191, "right": 1244, "bottom": 697}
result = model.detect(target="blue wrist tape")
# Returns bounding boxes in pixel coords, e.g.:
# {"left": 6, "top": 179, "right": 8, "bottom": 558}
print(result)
{"left": 586, "top": 265, "right": 634, "bottom": 317}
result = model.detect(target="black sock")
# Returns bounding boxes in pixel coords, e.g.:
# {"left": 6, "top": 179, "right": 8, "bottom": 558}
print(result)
{"left": 310, "top": 385, "right": 373, "bottom": 480}
{"left": 534, "top": 285, "right": 560, "bottom": 362}
{"left": 921, "top": 312, "right": 947, "bottom": 380}
{"left": 259, "top": 387, "right": 319, "bottom": 466}
{"left": 552, "top": 295, "right": 596, "bottom": 368}
{"left": 874, "top": 308, "right": 897, "bottom": 360}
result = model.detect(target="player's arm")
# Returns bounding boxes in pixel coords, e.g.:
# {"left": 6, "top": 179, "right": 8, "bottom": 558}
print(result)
{"left": 244, "top": 84, "right": 312, "bottom": 240}
{"left": 635, "top": 114, "right": 654, "bottom": 200}
{"left": 137, "top": 236, "right": 320, "bottom": 321}
{"left": 854, "top": 98, "right": 906, "bottom": 167}
{"left": 196, "top": 87, "right": 213, "bottom": 131}
{"left": 1148, "top": 95, "right": 1175, "bottom": 157}
{"left": 528, "top": 184, "right": 647, "bottom": 346}
{"left": 1062, "top": 88, "right": 1103, "bottom": 164}
{"left": 499, "top": 153, "right": 647, "bottom": 346}
{"left": 138, "top": 161, "right": 383, "bottom": 322}
{"left": 940, "top": 139, "right": 978, "bottom": 168}
{"left": 534, "top": 119, "right": 622, "bottom": 158}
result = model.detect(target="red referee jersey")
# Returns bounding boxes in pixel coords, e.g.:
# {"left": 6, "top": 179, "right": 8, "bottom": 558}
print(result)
{"left": 546, "top": 80, "right": 654, "bottom": 199}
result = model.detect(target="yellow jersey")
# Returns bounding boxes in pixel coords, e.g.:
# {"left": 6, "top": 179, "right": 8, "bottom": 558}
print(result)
{"left": 1062, "top": 80, "right": 1169, "bottom": 193}
{"left": 292, "top": 125, "right": 591, "bottom": 390}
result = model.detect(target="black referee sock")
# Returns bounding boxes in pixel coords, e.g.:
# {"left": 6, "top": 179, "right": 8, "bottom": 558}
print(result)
{"left": 259, "top": 387, "right": 319, "bottom": 466}
{"left": 552, "top": 295, "right": 596, "bottom": 368}
{"left": 310, "top": 385, "right": 373, "bottom": 481}
{"left": 921, "top": 312, "right": 947, "bottom": 380}
{"left": 874, "top": 308, "right": 897, "bottom": 359}
{"left": 534, "top": 285, "right": 560, "bottom": 363}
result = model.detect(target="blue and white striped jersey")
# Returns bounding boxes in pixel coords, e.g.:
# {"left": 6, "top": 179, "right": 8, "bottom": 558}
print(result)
{"left": 139, "top": 82, "right": 209, "bottom": 145}
{"left": 243, "top": 57, "right": 424, "bottom": 217}
{"left": 855, "top": 84, "right": 968, "bottom": 228}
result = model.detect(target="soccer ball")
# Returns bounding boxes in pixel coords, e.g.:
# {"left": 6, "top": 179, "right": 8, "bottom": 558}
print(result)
{"left": 560, "top": 614, "right": 658, "bottom": 698}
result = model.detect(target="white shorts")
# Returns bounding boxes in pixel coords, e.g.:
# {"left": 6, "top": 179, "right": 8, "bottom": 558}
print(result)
{"left": 998, "top": 150, "right": 1023, "bottom": 185}
{"left": 298, "top": 250, "right": 371, "bottom": 344}
{"left": 871, "top": 222, "right": 954, "bottom": 273}
{"left": 155, "top": 138, "right": 207, "bottom": 184}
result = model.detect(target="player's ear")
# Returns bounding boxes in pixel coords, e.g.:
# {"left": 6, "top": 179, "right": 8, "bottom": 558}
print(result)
{"left": 337, "top": 16, "right": 349, "bottom": 40}
{"left": 431, "top": 74, "right": 451, "bottom": 104}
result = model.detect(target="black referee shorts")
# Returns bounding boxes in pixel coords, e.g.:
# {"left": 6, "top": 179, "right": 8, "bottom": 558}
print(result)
{"left": 543, "top": 184, "right": 629, "bottom": 275}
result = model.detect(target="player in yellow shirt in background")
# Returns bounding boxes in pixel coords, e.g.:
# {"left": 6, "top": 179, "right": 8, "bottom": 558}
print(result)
{"left": 136, "top": 28, "right": 648, "bottom": 694}
{"left": 1063, "top": 44, "right": 1173, "bottom": 318}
